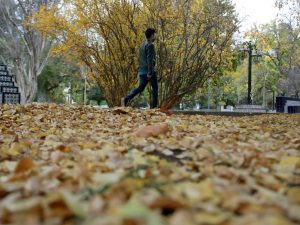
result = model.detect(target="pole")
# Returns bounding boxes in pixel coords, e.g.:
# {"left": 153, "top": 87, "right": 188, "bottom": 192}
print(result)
{"left": 273, "top": 90, "right": 275, "bottom": 111}
{"left": 263, "top": 77, "right": 266, "bottom": 109}
{"left": 208, "top": 79, "right": 211, "bottom": 110}
{"left": 84, "top": 75, "right": 87, "bottom": 106}
{"left": 248, "top": 44, "right": 252, "bottom": 105}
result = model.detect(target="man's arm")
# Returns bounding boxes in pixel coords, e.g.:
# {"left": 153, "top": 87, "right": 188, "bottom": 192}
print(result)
{"left": 146, "top": 43, "right": 155, "bottom": 77}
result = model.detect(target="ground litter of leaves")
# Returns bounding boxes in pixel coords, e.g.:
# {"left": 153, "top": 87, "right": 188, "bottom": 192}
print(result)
{"left": 0, "top": 103, "right": 300, "bottom": 225}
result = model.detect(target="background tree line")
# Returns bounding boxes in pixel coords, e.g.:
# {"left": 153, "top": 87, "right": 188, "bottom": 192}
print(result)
{"left": 1, "top": 0, "right": 239, "bottom": 108}
{"left": 186, "top": 0, "right": 300, "bottom": 110}
{"left": 0, "top": 0, "right": 299, "bottom": 109}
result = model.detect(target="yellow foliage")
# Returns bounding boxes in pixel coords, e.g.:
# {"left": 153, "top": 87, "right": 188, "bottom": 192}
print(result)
{"left": 32, "top": 0, "right": 238, "bottom": 108}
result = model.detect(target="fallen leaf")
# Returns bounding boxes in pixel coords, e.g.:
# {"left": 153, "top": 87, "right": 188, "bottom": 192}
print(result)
{"left": 60, "top": 190, "right": 88, "bottom": 218}
{"left": 4, "top": 196, "right": 41, "bottom": 213}
{"left": 14, "top": 158, "right": 35, "bottom": 174}
{"left": 113, "top": 108, "right": 129, "bottom": 115}
{"left": 7, "top": 143, "right": 22, "bottom": 156}
{"left": 276, "top": 156, "right": 300, "bottom": 173}
{"left": 134, "top": 124, "right": 170, "bottom": 138}
{"left": 160, "top": 109, "right": 173, "bottom": 116}
{"left": 120, "top": 202, "right": 164, "bottom": 225}
{"left": 56, "top": 145, "right": 71, "bottom": 153}
{"left": 149, "top": 196, "right": 184, "bottom": 213}
{"left": 195, "top": 212, "right": 229, "bottom": 225}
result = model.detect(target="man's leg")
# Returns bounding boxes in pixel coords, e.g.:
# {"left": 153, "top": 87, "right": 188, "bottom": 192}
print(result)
{"left": 124, "top": 76, "right": 148, "bottom": 106}
{"left": 150, "top": 72, "right": 158, "bottom": 108}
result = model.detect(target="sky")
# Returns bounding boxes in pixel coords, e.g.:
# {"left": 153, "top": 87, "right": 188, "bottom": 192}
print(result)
{"left": 233, "top": 0, "right": 280, "bottom": 32}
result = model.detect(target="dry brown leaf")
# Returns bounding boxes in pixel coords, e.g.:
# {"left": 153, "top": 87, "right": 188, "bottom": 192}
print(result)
{"left": 133, "top": 123, "right": 170, "bottom": 138}
{"left": 56, "top": 145, "right": 71, "bottom": 153}
{"left": 149, "top": 196, "right": 184, "bottom": 210}
{"left": 14, "top": 158, "right": 35, "bottom": 174}
{"left": 160, "top": 109, "right": 173, "bottom": 116}
{"left": 113, "top": 108, "right": 130, "bottom": 115}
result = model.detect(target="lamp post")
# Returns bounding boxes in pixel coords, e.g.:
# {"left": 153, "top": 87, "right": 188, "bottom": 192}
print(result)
{"left": 242, "top": 41, "right": 262, "bottom": 104}
{"left": 84, "top": 74, "right": 87, "bottom": 106}
{"left": 207, "top": 79, "right": 211, "bottom": 110}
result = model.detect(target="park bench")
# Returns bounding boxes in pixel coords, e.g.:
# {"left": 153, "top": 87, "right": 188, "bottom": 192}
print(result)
{"left": 234, "top": 105, "right": 266, "bottom": 113}
{"left": 0, "top": 64, "right": 21, "bottom": 104}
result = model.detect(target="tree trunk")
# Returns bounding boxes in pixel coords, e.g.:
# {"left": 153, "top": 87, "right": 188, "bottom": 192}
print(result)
{"left": 15, "top": 63, "right": 38, "bottom": 104}
{"left": 0, "top": 0, "right": 52, "bottom": 104}
{"left": 160, "top": 97, "right": 182, "bottom": 110}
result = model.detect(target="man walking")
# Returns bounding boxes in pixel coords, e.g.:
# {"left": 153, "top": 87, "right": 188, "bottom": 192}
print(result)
{"left": 121, "top": 28, "right": 158, "bottom": 108}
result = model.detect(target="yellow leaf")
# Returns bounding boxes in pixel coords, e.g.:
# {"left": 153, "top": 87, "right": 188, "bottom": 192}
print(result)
{"left": 276, "top": 156, "right": 300, "bottom": 173}
{"left": 60, "top": 190, "right": 88, "bottom": 218}
{"left": 195, "top": 212, "right": 229, "bottom": 225}
{"left": 8, "top": 143, "right": 21, "bottom": 156}
{"left": 5, "top": 196, "right": 41, "bottom": 213}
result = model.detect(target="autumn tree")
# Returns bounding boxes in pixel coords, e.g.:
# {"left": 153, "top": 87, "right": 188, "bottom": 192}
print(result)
{"left": 246, "top": 10, "right": 300, "bottom": 97}
{"left": 142, "top": 0, "right": 239, "bottom": 108}
{"left": 32, "top": 0, "right": 143, "bottom": 107}
{"left": 275, "top": 0, "right": 300, "bottom": 97}
{"left": 0, "top": 0, "right": 58, "bottom": 104}
{"left": 33, "top": 0, "right": 238, "bottom": 108}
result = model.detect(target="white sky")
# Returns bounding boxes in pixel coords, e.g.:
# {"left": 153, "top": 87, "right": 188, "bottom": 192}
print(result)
{"left": 233, "top": 0, "right": 280, "bottom": 32}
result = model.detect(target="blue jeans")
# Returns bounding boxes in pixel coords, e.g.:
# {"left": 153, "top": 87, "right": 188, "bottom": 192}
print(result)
{"left": 125, "top": 73, "right": 158, "bottom": 108}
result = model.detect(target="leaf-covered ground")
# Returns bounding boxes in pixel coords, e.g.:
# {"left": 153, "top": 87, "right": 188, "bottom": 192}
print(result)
{"left": 0, "top": 103, "right": 300, "bottom": 225}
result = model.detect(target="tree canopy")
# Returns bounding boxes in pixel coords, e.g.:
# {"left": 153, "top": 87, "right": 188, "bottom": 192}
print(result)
{"left": 32, "top": 0, "right": 239, "bottom": 109}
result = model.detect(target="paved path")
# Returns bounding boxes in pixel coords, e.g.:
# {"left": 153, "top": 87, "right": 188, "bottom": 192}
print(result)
{"left": 171, "top": 110, "right": 276, "bottom": 116}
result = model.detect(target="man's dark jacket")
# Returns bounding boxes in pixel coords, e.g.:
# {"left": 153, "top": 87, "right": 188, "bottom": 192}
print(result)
{"left": 138, "top": 40, "right": 156, "bottom": 76}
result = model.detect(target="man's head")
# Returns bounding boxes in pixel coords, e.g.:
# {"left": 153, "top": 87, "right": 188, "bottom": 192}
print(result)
{"left": 145, "top": 28, "right": 156, "bottom": 42}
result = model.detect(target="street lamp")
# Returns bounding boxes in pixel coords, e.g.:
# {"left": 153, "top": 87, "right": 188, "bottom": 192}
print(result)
{"left": 84, "top": 74, "right": 87, "bottom": 106}
{"left": 207, "top": 79, "right": 211, "bottom": 110}
{"left": 241, "top": 41, "right": 262, "bottom": 104}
